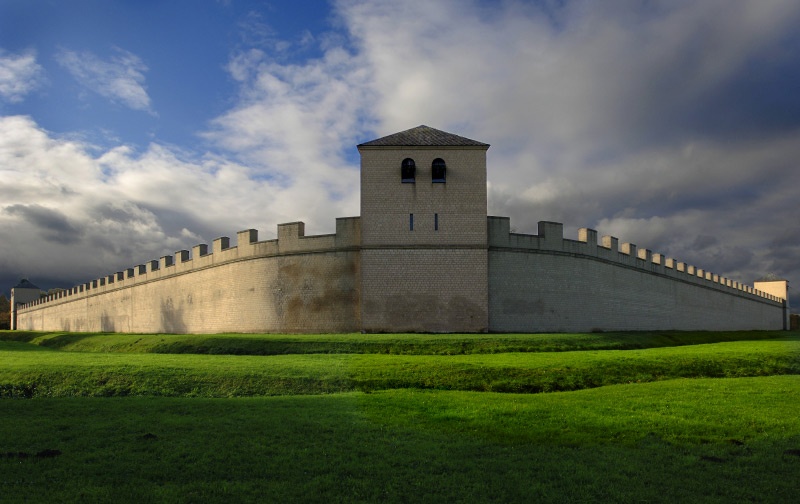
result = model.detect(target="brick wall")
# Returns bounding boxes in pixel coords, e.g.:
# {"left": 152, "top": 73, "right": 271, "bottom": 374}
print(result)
{"left": 488, "top": 217, "right": 786, "bottom": 332}
{"left": 358, "top": 145, "right": 490, "bottom": 333}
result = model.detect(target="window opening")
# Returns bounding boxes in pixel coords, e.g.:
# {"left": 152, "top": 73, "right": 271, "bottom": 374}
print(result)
{"left": 435, "top": 213, "right": 439, "bottom": 231}
{"left": 401, "top": 158, "right": 416, "bottom": 183}
{"left": 432, "top": 158, "right": 446, "bottom": 183}
{"left": 410, "top": 213, "right": 414, "bottom": 231}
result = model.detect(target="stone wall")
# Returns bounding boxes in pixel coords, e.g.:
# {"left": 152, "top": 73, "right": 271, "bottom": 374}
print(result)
{"left": 487, "top": 217, "right": 786, "bottom": 332}
{"left": 16, "top": 218, "right": 361, "bottom": 334}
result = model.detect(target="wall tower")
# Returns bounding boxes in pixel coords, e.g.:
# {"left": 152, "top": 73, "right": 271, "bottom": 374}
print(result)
{"left": 10, "top": 279, "right": 41, "bottom": 330}
{"left": 357, "top": 125, "right": 490, "bottom": 332}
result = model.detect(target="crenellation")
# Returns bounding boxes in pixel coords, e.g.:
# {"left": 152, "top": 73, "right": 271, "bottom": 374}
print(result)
{"left": 193, "top": 243, "right": 209, "bottom": 258}
{"left": 160, "top": 255, "right": 174, "bottom": 269}
{"left": 335, "top": 217, "right": 361, "bottom": 246}
{"left": 175, "top": 250, "right": 190, "bottom": 263}
{"left": 487, "top": 216, "right": 511, "bottom": 245}
{"left": 278, "top": 222, "right": 304, "bottom": 243}
{"left": 601, "top": 235, "right": 618, "bottom": 252}
{"left": 537, "top": 221, "right": 564, "bottom": 250}
{"left": 212, "top": 237, "right": 231, "bottom": 255}
{"left": 620, "top": 243, "right": 637, "bottom": 267}
{"left": 147, "top": 260, "right": 159, "bottom": 273}
{"left": 238, "top": 229, "right": 258, "bottom": 246}
{"left": 577, "top": 228, "right": 598, "bottom": 257}
{"left": 578, "top": 227, "right": 597, "bottom": 245}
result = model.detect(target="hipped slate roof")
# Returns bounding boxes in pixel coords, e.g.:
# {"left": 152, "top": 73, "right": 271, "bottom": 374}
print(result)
{"left": 358, "top": 125, "right": 489, "bottom": 148}
{"left": 13, "top": 279, "right": 39, "bottom": 290}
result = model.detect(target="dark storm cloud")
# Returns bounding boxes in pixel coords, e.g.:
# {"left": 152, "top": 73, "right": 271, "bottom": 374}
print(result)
{"left": 4, "top": 204, "right": 84, "bottom": 244}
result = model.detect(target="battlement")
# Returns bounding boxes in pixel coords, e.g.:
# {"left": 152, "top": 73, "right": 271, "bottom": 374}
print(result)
{"left": 488, "top": 216, "right": 785, "bottom": 305}
{"left": 19, "top": 217, "right": 361, "bottom": 311}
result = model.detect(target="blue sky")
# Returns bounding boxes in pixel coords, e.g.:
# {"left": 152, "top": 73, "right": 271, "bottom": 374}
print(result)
{"left": 1, "top": 0, "right": 800, "bottom": 308}
{"left": 1, "top": 0, "right": 331, "bottom": 150}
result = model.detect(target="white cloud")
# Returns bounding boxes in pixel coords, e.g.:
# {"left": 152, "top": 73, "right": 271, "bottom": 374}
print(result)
{"left": 204, "top": 41, "right": 372, "bottom": 231}
{"left": 56, "top": 47, "right": 155, "bottom": 114}
{"left": 0, "top": 115, "right": 287, "bottom": 284}
{"left": 0, "top": 49, "right": 44, "bottom": 103}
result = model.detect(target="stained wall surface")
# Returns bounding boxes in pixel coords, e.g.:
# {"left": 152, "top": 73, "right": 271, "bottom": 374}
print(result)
{"left": 16, "top": 219, "right": 361, "bottom": 334}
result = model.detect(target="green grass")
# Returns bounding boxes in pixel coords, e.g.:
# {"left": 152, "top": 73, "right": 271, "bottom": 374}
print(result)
{"left": 1, "top": 330, "right": 798, "bottom": 502}
{"left": 1, "top": 329, "right": 790, "bottom": 355}
{"left": 1, "top": 336, "right": 797, "bottom": 397}
{"left": 2, "top": 379, "right": 799, "bottom": 503}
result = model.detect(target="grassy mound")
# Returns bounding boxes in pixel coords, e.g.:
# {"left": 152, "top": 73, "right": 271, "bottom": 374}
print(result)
{"left": 0, "top": 329, "right": 789, "bottom": 355}
{"left": 1, "top": 336, "right": 798, "bottom": 397}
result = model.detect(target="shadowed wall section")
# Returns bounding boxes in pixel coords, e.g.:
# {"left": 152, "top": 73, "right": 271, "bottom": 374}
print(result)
{"left": 487, "top": 217, "right": 787, "bottom": 332}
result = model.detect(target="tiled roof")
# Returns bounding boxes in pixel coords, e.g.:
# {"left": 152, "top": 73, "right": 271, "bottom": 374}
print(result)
{"left": 358, "top": 125, "right": 489, "bottom": 148}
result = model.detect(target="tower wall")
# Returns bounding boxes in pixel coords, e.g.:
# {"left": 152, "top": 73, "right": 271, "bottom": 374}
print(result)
{"left": 358, "top": 145, "right": 489, "bottom": 332}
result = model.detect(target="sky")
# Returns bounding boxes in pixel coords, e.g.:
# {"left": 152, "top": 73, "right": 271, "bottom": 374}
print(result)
{"left": 1, "top": 0, "right": 799, "bottom": 308}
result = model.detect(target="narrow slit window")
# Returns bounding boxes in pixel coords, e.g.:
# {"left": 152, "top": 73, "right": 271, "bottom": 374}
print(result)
{"left": 401, "top": 158, "right": 416, "bottom": 183}
{"left": 432, "top": 158, "right": 446, "bottom": 183}
{"left": 434, "top": 213, "right": 439, "bottom": 231}
{"left": 409, "top": 213, "right": 414, "bottom": 231}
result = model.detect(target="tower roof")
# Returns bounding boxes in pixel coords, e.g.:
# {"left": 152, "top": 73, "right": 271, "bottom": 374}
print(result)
{"left": 358, "top": 125, "right": 489, "bottom": 148}
{"left": 13, "top": 279, "right": 40, "bottom": 290}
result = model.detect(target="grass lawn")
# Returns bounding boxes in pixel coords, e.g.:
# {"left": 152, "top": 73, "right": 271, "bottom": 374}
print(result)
{"left": 1, "top": 330, "right": 798, "bottom": 502}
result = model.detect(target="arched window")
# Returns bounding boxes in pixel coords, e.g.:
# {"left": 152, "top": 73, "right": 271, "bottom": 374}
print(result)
{"left": 401, "top": 158, "right": 416, "bottom": 183}
{"left": 432, "top": 158, "right": 446, "bottom": 183}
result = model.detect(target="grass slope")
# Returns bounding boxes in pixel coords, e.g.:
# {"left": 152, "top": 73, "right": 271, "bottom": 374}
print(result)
{"left": 1, "top": 336, "right": 798, "bottom": 397}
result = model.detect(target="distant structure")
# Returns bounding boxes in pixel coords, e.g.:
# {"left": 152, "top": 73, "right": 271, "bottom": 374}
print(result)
{"left": 14, "top": 126, "right": 791, "bottom": 333}
{"left": 10, "top": 279, "right": 41, "bottom": 331}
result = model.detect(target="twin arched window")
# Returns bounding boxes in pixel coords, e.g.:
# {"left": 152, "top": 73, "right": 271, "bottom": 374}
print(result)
{"left": 400, "top": 158, "right": 446, "bottom": 183}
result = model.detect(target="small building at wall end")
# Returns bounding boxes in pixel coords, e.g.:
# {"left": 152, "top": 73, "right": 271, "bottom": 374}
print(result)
{"left": 10, "top": 279, "right": 41, "bottom": 330}
{"left": 753, "top": 278, "right": 792, "bottom": 330}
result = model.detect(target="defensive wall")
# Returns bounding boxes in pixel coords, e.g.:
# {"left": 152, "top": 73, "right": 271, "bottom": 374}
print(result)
{"left": 487, "top": 217, "right": 788, "bottom": 332}
{"left": 16, "top": 218, "right": 361, "bottom": 334}
{"left": 13, "top": 125, "right": 790, "bottom": 334}
{"left": 16, "top": 215, "right": 788, "bottom": 334}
